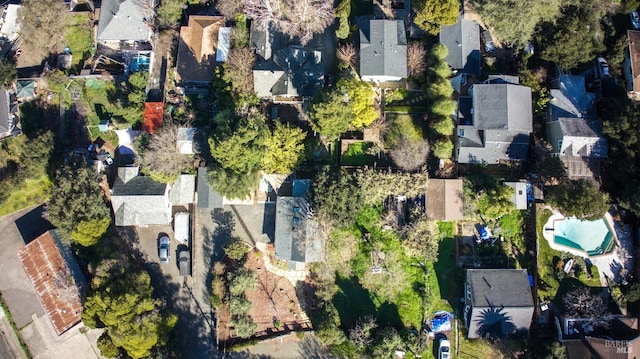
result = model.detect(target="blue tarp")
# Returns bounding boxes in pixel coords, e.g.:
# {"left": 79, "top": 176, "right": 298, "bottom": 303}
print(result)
{"left": 431, "top": 311, "right": 454, "bottom": 333}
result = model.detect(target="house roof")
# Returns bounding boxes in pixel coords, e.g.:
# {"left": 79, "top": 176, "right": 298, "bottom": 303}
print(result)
{"left": 251, "top": 25, "right": 289, "bottom": 61}
{"left": 471, "top": 83, "right": 533, "bottom": 132}
{"left": 253, "top": 46, "right": 324, "bottom": 98}
{"left": 458, "top": 129, "right": 530, "bottom": 164}
{"left": 275, "top": 196, "right": 323, "bottom": 264}
{"left": 196, "top": 167, "right": 223, "bottom": 209}
{"left": 0, "top": 4, "right": 20, "bottom": 41}
{"left": 504, "top": 181, "right": 527, "bottom": 210}
{"left": 359, "top": 19, "right": 407, "bottom": 80}
{"left": 177, "top": 127, "right": 196, "bottom": 154}
{"left": 440, "top": 17, "right": 481, "bottom": 75}
{"left": 111, "top": 167, "right": 171, "bottom": 226}
{"left": 97, "top": 0, "right": 152, "bottom": 41}
{"left": 558, "top": 118, "right": 607, "bottom": 159}
{"left": 467, "top": 269, "right": 533, "bottom": 308}
{"left": 549, "top": 75, "right": 596, "bottom": 121}
{"left": 142, "top": 102, "right": 163, "bottom": 134}
{"left": 426, "top": 179, "right": 464, "bottom": 221}
{"left": 169, "top": 174, "right": 195, "bottom": 205}
{"left": 176, "top": 16, "right": 225, "bottom": 83}
{"left": 16, "top": 80, "right": 36, "bottom": 99}
{"left": 628, "top": 30, "right": 640, "bottom": 92}
{"left": 216, "top": 27, "right": 231, "bottom": 62}
{"left": 18, "top": 230, "right": 85, "bottom": 335}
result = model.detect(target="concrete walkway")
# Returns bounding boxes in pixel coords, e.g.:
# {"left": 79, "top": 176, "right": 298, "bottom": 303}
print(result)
{"left": 0, "top": 305, "right": 28, "bottom": 359}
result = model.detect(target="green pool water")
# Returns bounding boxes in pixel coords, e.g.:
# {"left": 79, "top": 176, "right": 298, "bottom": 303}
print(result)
{"left": 554, "top": 218, "right": 615, "bottom": 256}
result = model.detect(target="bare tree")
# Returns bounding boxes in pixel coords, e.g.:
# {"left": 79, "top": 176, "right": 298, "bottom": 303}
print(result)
{"left": 216, "top": 0, "right": 245, "bottom": 20}
{"left": 224, "top": 47, "right": 256, "bottom": 96}
{"left": 18, "top": 0, "right": 68, "bottom": 64}
{"left": 563, "top": 286, "right": 608, "bottom": 318}
{"left": 138, "top": 127, "right": 194, "bottom": 183}
{"left": 390, "top": 137, "right": 430, "bottom": 172}
{"left": 407, "top": 42, "right": 427, "bottom": 77}
{"left": 337, "top": 43, "right": 358, "bottom": 68}
{"left": 349, "top": 316, "right": 378, "bottom": 351}
{"left": 244, "top": 0, "right": 334, "bottom": 45}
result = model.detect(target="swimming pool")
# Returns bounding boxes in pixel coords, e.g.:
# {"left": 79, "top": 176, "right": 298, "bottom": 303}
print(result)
{"left": 553, "top": 218, "right": 615, "bottom": 256}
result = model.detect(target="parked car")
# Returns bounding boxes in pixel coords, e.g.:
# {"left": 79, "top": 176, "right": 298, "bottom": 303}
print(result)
{"left": 631, "top": 11, "right": 640, "bottom": 29}
{"left": 597, "top": 57, "right": 610, "bottom": 78}
{"left": 158, "top": 236, "right": 170, "bottom": 264}
{"left": 178, "top": 247, "right": 191, "bottom": 276}
{"left": 483, "top": 31, "right": 495, "bottom": 53}
{"left": 438, "top": 339, "right": 451, "bottom": 359}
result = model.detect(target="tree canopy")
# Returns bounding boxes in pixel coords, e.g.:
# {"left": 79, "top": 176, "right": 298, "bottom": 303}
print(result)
{"left": 262, "top": 121, "right": 307, "bottom": 174}
{"left": 413, "top": 0, "right": 459, "bottom": 35}
{"left": 18, "top": 0, "right": 68, "bottom": 63}
{"left": 310, "top": 166, "right": 363, "bottom": 227}
{"left": 138, "top": 127, "right": 194, "bottom": 183}
{"left": 338, "top": 75, "right": 378, "bottom": 128}
{"left": 82, "top": 264, "right": 177, "bottom": 359}
{"left": 547, "top": 179, "right": 609, "bottom": 220}
{"left": 310, "top": 90, "right": 353, "bottom": 140}
{"left": 156, "top": 0, "right": 185, "bottom": 29}
{"left": 46, "top": 160, "right": 111, "bottom": 245}
{"left": 207, "top": 168, "right": 261, "bottom": 200}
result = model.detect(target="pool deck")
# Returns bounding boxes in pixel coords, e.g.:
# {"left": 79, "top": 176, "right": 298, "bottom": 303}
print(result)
{"left": 542, "top": 210, "right": 629, "bottom": 287}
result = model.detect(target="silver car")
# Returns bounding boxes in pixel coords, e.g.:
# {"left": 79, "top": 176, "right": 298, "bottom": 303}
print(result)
{"left": 158, "top": 236, "right": 170, "bottom": 264}
{"left": 631, "top": 11, "right": 640, "bottom": 29}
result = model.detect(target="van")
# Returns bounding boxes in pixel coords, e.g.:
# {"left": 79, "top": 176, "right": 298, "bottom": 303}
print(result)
{"left": 174, "top": 212, "right": 190, "bottom": 244}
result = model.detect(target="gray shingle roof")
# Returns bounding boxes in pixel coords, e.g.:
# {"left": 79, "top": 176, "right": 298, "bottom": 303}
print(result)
{"left": 359, "top": 19, "right": 407, "bottom": 80}
{"left": 440, "top": 17, "right": 481, "bottom": 75}
{"left": 0, "top": 89, "right": 11, "bottom": 135}
{"left": 549, "top": 75, "right": 596, "bottom": 121}
{"left": 467, "top": 269, "right": 533, "bottom": 308}
{"left": 97, "top": 0, "right": 153, "bottom": 41}
{"left": 472, "top": 83, "right": 533, "bottom": 132}
{"left": 111, "top": 167, "right": 171, "bottom": 226}
{"left": 169, "top": 174, "right": 195, "bottom": 205}
{"left": 196, "top": 167, "right": 222, "bottom": 209}
{"left": 253, "top": 46, "right": 323, "bottom": 98}
{"left": 274, "top": 196, "right": 323, "bottom": 264}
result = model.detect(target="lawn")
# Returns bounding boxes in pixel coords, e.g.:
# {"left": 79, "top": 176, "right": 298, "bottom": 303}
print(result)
{"left": 64, "top": 13, "right": 92, "bottom": 74}
{"left": 341, "top": 142, "right": 374, "bottom": 166}
{"left": 0, "top": 175, "right": 51, "bottom": 217}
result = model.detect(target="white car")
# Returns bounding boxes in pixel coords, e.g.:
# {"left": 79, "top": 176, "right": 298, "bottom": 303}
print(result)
{"left": 439, "top": 339, "right": 451, "bottom": 359}
{"left": 631, "top": 11, "right": 640, "bottom": 29}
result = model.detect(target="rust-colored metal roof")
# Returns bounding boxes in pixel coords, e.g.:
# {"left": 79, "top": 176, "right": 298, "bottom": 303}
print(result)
{"left": 18, "top": 231, "right": 83, "bottom": 335}
{"left": 142, "top": 102, "right": 164, "bottom": 134}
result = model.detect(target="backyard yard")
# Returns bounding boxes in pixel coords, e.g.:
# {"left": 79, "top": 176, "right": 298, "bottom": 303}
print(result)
{"left": 64, "top": 13, "right": 93, "bottom": 74}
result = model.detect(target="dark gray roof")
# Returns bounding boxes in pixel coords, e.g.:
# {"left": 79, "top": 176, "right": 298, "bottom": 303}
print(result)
{"left": 169, "top": 174, "right": 195, "bottom": 205}
{"left": 467, "top": 269, "right": 533, "bottom": 308}
{"left": 112, "top": 167, "right": 166, "bottom": 196}
{"left": 549, "top": 75, "right": 596, "bottom": 121}
{"left": 274, "top": 196, "right": 323, "bottom": 264}
{"left": 196, "top": 167, "right": 222, "bottom": 209}
{"left": 471, "top": 83, "right": 533, "bottom": 132}
{"left": 359, "top": 19, "right": 407, "bottom": 80}
{"left": 559, "top": 118, "right": 601, "bottom": 138}
{"left": 97, "top": 0, "right": 152, "bottom": 41}
{"left": 110, "top": 167, "right": 171, "bottom": 226}
{"left": 251, "top": 25, "right": 289, "bottom": 61}
{"left": 253, "top": 46, "right": 324, "bottom": 98}
{"left": 458, "top": 131, "right": 530, "bottom": 164}
{"left": 440, "top": 17, "right": 481, "bottom": 75}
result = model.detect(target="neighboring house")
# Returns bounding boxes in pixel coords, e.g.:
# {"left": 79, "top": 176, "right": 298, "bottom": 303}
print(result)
{"left": 426, "top": 178, "right": 464, "bottom": 221}
{"left": 274, "top": 180, "right": 324, "bottom": 270}
{"left": 175, "top": 16, "right": 225, "bottom": 87}
{"left": 142, "top": 101, "right": 163, "bottom": 134}
{"left": 177, "top": 127, "right": 197, "bottom": 154}
{"left": 624, "top": 30, "right": 640, "bottom": 99}
{"left": 546, "top": 74, "right": 607, "bottom": 183}
{"left": 18, "top": 230, "right": 86, "bottom": 335}
{"left": 169, "top": 174, "right": 195, "bottom": 205}
{"left": 457, "top": 76, "right": 533, "bottom": 164}
{"left": 0, "top": 4, "right": 20, "bottom": 42}
{"left": 440, "top": 16, "right": 481, "bottom": 75}
{"left": 504, "top": 181, "right": 528, "bottom": 210}
{"left": 464, "top": 269, "right": 534, "bottom": 339}
{"left": 0, "top": 88, "right": 19, "bottom": 140}
{"left": 358, "top": 19, "right": 407, "bottom": 82}
{"left": 96, "top": 0, "right": 153, "bottom": 46}
{"left": 110, "top": 167, "right": 172, "bottom": 226}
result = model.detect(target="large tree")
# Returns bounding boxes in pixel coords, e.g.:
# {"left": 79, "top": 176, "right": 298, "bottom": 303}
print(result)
{"left": 46, "top": 160, "right": 111, "bottom": 245}
{"left": 390, "top": 137, "right": 430, "bottom": 172}
{"left": 138, "top": 127, "right": 193, "bottom": 183}
{"left": 547, "top": 179, "right": 609, "bottom": 220}
{"left": 338, "top": 75, "right": 378, "bottom": 128}
{"left": 472, "top": 0, "right": 563, "bottom": 49}
{"left": 207, "top": 168, "right": 261, "bottom": 200}
{"left": 156, "top": 0, "right": 185, "bottom": 29}
{"left": 82, "top": 264, "right": 177, "bottom": 359}
{"left": 0, "top": 60, "right": 17, "bottom": 86}
{"left": 241, "top": 0, "right": 334, "bottom": 45}
{"left": 223, "top": 46, "right": 256, "bottom": 99}
{"left": 310, "top": 166, "right": 363, "bottom": 227}
{"left": 563, "top": 286, "right": 608, "bottom": 318}
{"left": 310, "top": 90, "right": 353, "bottom": 140}
{"left": 262, "top": 121, "right": 306, "bottom": 174}
{"left": 413, "top": 0, "right": 459, "bottom": 35}
{"left": 18, "top": 0, "right": 68, "bottom": 63}
{"left": 209, "top": 109, "right": 268, "bottom": 174}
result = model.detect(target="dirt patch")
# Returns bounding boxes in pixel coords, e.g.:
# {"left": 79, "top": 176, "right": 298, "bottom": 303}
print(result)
{"left": 217, "top": 251, "right": 311, "bottom": 343}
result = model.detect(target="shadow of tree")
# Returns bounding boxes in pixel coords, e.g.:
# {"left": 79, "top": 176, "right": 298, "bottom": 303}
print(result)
{"left": 475, "top": 307, "right": 518, "bottom": 339}
{"left": 298, "top": 334, "right": 336, "bottom": 358}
